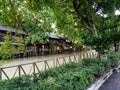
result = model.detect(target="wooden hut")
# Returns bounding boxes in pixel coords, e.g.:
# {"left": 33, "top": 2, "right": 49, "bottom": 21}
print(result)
{"left": 0, "top": 25, "right": 26, "bottom": 43}
{"left": 0, "top": 25, "right": 27, "bottom": 57}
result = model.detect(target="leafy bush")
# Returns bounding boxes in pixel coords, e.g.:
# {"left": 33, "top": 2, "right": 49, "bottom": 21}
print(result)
{"left": 100, "top": 60, "right": 111, "bottom": 70}
{"left": 82, "top": 58, "right": 107, "bottom": 76}
{"left": 0, "top": 33, "right": 16, "bottom": 61}
{"left": 0, "top": 57, "right": 118, "bottom": 90}
{"left": 107, "top": 51, "right": 120, "bottom": 67}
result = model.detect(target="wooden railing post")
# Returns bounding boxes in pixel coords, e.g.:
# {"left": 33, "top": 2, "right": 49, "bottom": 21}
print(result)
{"left": 56, "top": 58, "right": 58, "bottom": 67}
{"left": 0, "top": 67, "right": 2, "bottom": 80}
{"left": 18, "top": 65, "right": 21, "bottom": 77}
{"left": 79, "top": 53, "right": 81, "bottom": 62}
{"left": 33, "top": 63, "right": 36, "bottom": 79}
{"left": 53, "top": 59, "right": 56, "bottom": 67}
{"left": 44, "top": 61, "right": 46, "bottom": 70}
{"left": 56, "top": 58, "right": 60, "bottom": 67}
{"left": 33, "top": 63, "right": 35, "bottom": 74}
{"left": 69, "top": 56, "right": 72, "bottom": 63}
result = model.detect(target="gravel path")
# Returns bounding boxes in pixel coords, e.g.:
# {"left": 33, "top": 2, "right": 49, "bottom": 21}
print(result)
{"left": 99, "top": 73, "right": 120, "bottom": 90}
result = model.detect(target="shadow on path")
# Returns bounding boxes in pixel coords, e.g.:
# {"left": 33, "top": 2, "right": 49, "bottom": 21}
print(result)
{"left": 99, "top": 73, "right": 120, "bottom": 90}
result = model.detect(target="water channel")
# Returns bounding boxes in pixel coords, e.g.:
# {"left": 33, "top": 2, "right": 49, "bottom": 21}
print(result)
{"left": 3, "top": 51, "right": 94, "bottom": 67}
{"left": 0, "top": 50, "right": 96, "bottom": 80}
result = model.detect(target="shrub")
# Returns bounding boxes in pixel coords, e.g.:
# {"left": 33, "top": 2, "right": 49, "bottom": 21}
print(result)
{"left": 0, "top": 56, "right": 118, "bottom": 90}
{"left": 100, "top": 60, "right": 111, "bottom": 70}
{"left": 107, "top": 51, "right": 120, "bottom": 67}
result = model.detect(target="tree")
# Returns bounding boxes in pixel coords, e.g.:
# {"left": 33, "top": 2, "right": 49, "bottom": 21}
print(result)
{"left": 1, "top": 0, "right": 120, "bottom": 59}
{"left": 24, "top": 0, "right": 84, "bottom": 46}
{"left": 72, "top": 0, "right": 120, "bottom": 58}
{"left": 28, "top": 1, "right": 119, "bottom": 39}
{"left": 0, "top": 0, "right": 56, "bottom": 45}
{"left": 15, "top": 34, "right": 26, "bottom": 57}
{"left": 0, "top": 0, "right": 24, "bottom": 28}
{"left": 0, "top": 32, "right": 16, "bottom": 61}
{"left": 22, "top": 8, "right": 56, "bottom": 44}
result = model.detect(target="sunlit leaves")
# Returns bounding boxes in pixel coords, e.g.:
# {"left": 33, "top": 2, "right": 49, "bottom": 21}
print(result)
{"left": 0, "top": 33, "right": 16, "bottom": 60}
{"left": 0, "top": 0, "right": 120, "bottom": 48}
{"left": 22, "top": 8, "right": 56, "bottom": 44}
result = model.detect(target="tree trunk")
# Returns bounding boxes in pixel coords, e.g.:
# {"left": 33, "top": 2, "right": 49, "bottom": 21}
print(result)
{"left": 93, "top": 23, "right": 98, "bottom": 36}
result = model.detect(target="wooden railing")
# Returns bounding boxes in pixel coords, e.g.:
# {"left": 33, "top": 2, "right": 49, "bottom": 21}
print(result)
{"left": 0, "top": 51, "right": 98, "bottom": 80}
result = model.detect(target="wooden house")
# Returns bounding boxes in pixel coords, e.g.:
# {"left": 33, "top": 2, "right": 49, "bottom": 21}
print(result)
{"left": 48, "top": 32, "right": 68, "bottom": 53}
{"left": 32, "top": 32, "right": 69, "bottom": 55}
{"left": 0, "top": 25, "right": 74, "bottom": 58}
{"left": 26, "top": 33, "right": 73, "bottom": 55}
{"left": 0, "top": 25, "right": 27, "bottom": 57}
{"left": 0, "top": 25, "right": 26, "bottom": 44}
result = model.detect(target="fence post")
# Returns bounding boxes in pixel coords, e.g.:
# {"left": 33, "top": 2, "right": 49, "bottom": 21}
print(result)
{"left": 33, "top": 63, "right": 36, "bottom": 79}
{"left": 88, "top": 53, "right": 90, "bottom": 58}
{"left": 92, "top": 52, "right": 94, "bottom": 58}
{"left": 33, "top": 63, "right": 35, "bottom": 74}
{"left": 69, "top": 56, "right": 72, "bottom": 63}
{"left": 53, "top": 59, "right": 56, "bottom": 67}
{"left": 18, "top": 65, "right": 21, "bottom": 77}
{"left": 79, "top": 53, "right": 81, "bottom": 62}
{"left": 44, "top": 61, "right": 46, "bottom": 70}
{"left": 0, "top": 67, "right": 2, "bottom": 80}
{"left": 56, "top": 58, "right": 58, "bottom": 67}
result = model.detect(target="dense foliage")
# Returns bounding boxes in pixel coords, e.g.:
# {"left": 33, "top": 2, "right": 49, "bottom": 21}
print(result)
{"left": 0, "top": 0, "right": 119, "bottom": 66}
{"left": 0, "top": 0, "right": 56, "bottom": 44}
{"left": 0, "top": 52, "right": 120, "bottom": 90}
{"left": 0, "top": 33, "right": 16, "bottom": 61}
{"left": 0, "top": 0, "right": 120, "bottom": 53}
{"left": 0, "top": 33, "right": 26, "bottom": 61}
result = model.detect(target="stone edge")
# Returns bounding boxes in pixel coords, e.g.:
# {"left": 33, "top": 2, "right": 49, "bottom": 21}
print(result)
{"left": 86, "top": 69, "right": 113, "bottom": 90}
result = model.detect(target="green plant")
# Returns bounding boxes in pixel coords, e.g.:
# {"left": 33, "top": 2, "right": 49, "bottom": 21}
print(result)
{"left": 15, "top": 35, "right": 26, "bottom": 54}
{"left": 107, "top": 51, "right": 120, "bottom": 67}
{"left": 0, "top": 57, "right": 118, "bottom": 90}
{"left": 0, "top": 32, "right": 16, "bottom": 61}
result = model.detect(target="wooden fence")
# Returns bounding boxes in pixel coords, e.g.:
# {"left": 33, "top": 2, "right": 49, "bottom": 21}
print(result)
{"left": 0, "top": 51, "right": 98, "bottom": 80}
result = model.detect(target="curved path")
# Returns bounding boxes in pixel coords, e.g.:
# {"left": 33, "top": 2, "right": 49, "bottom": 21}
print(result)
{"left": 99, "top": 73, "right": 120, "bottom": 90}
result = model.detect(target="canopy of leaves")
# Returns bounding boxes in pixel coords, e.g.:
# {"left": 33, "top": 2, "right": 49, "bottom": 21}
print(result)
{"left": 0, "top": 0, "right": 56, "bottom": 44}
{"left": 0, "top": 0, "right": 120, "bottom": 50}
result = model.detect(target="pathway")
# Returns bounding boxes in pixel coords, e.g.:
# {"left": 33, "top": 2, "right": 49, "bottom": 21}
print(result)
{"left": 99, "top": 73, "right": 120, "bottom": 90}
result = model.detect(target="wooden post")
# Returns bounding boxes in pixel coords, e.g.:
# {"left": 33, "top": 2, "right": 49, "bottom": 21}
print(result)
{"left": 69, "top": 56, "right": 72, "bottom": 63}
{"left": 45, "top": 61, "right": 46, "bottom": 70}
{"left": 53, "top": 59, "right": 56, "bottom": 67}
{"left": 0, "top": 67, "right": 2, "bottom": 80}
{"left": 78, "top": 54, "right": 80, "bottom": 62}
{"left": 33, "top": 63, "right": 35, "bottom": 74}
{"left": 33, "top": 63, "right": 36, "bottom": 79}
{"left": 56, "top": 58, "right": 58, "bottom": 67}
{"left": 18, "top": 65, "right": 21, "bottom": 77}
